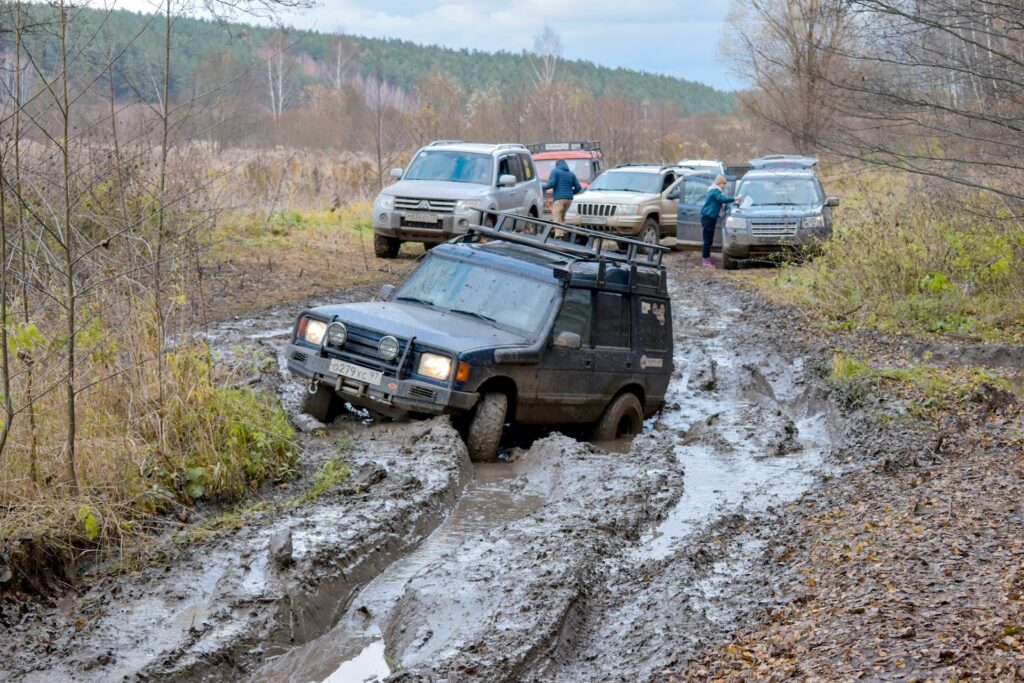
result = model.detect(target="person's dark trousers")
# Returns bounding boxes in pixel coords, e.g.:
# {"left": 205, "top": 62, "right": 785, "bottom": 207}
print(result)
{"left": 700, "top": 215, "right": 717, "bottom": 259}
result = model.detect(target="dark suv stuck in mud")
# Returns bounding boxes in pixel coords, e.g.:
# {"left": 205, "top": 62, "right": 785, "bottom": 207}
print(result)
{"left": 286, "top": 215, "right": 673, "bottom": 461}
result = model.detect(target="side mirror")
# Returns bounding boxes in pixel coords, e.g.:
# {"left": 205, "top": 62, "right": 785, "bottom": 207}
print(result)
{"left": 552, "top": 331, "right": 582, "bottom": 350}
{"left": 378, "top": 284, "right": 396, "bottom": 301}
{"left": 666, "top": 187, "right": 680, "bottom": 200}
{"left": 389, "top": 168, "right": 403, "bottom": 179}
{"left": 498, "top": 174, "right": 516, "bottom": 187}
{"left": 826, "top": 196, "right": 840, "bottom": 207}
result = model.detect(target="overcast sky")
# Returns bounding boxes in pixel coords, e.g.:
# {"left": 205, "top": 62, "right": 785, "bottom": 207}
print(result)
{"left": 104, "top": 0, "right": 738, "bottom": 89}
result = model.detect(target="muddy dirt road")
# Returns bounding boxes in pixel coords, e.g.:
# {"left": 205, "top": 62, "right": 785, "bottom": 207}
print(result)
{"left": 2, "top": 255, "right": 869, "bottom": 682}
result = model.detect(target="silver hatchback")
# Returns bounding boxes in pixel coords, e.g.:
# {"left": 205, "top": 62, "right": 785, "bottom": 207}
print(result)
{"left": 372, "top": 141, "right": 544, "bottom": 258}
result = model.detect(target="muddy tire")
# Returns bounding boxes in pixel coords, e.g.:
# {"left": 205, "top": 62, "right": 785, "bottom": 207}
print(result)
{"left": 374, "top": 234, "right": 400, "bottom": 259}
{"left": 593, "top": 392, "right": 644, "bottom": 441}
{"left": 466, "top": 392, "right": 507, "bottom": 462}
{"left": 303, "top": 384, "right": 343, "bottom": 424}
{"left": 640, "top": 218, "right": 660, "bottom": 246}
{"left": 722, "top": 250, "right": 739, "bottom": 271}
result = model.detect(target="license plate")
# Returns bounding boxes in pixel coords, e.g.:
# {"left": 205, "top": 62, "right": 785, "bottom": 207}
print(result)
{"left": 405, "top": 211, "right": 439, "bottom": 224}
{"left": 583, "top": 217, "right": 607, "bottom": 226}
{"left": 329, "top": 359, "right": 383, "bottom": 386}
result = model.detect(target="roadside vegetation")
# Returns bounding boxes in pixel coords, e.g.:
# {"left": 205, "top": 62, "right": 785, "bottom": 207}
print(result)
{"left": 742, "top": 171, "right": 1024, "bottom": 344}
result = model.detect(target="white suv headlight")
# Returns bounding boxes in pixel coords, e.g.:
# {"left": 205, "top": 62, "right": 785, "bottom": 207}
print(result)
{"left": 566, "top": 203, "right": 579, "bottom": 216}
{"left": 375, "top": 194, "right": 395, "bottom": 211}
{"left": 802, "top": 214, "right": 825, "bottom": 229}
{"left": 454, "top": 199, "right": 482, "bottom": 215}
{"left": 618, "top": 204, "right": 641, "bottom": 215}
{"left": 724, "top": 216, "right": 747, "bottom": 230}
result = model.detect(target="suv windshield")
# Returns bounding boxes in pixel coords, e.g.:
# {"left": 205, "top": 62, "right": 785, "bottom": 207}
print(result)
{"left": 404, "top": 151, "right": 494, "bottom": 185}
{"left": 738, "top": 177, "right": 821, "bottom": 207}
{"left": 535, "top": 159, "right": 595, "bottom": 183}
{"left": 588, "top": 171, "right": 662, "bottom": 194}
{"left": 395, "top": 255, "right": 557, "bottom": 334}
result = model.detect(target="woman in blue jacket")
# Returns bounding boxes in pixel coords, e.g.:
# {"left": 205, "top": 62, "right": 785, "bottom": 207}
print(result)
{"left": 543, "top": 160, "right": 583, "bottom": 224}
{"left": 700, "top": 175, "right": 741, "bottom": 268}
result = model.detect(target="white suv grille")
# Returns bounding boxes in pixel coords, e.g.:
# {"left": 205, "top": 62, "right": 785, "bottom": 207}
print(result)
{"left": 750, "top": 222, "right": 797, "bottom": 237}
{"left": 395, "top": 197, "right": 457, "bottom": 214}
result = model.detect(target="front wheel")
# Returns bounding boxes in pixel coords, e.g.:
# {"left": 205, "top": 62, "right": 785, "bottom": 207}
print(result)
{"left": 593, "top": 392, "right": 644, "bottom": 442}
{"left": 465, "top": 392, "right": 507, "bottom": 462}
{"left": 640, "top": 218, "right": 660, "bottom": 246}
{"left": 722, "top": 250, "right": 739, "bottom": 270}
{"left": 374, "top": 234, "right": 400, "bottom": 259}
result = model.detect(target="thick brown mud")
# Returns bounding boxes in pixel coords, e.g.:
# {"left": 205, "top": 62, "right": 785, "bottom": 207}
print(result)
{"left": 0, "top": 254, "right": 892, "bottom": 682}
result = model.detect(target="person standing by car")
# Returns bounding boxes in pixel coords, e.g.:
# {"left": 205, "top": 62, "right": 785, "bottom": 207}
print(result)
{"left": 699, "top": 175, "right": 741, "bottom": 268}
{"left": 543, "top": 159, "right": 583, "bottom": 224}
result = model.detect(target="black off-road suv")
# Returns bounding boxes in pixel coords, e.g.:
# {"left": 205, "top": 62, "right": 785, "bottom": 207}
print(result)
{"left": 286, "top": 214, "right": 673, "bottom": 460}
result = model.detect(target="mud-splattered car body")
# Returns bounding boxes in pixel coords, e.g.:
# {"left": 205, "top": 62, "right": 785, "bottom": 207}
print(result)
{"left": 287, "top": 215, "right": 673, "bottom": 459}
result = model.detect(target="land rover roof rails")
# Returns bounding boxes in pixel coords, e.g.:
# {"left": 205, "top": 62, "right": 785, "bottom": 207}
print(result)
{"left": 427, "top": 140, "right": 464, "bottom": 146}
{"left": 525, "top": 141, "right": 601, "bottom": 153}
{"left": 611, "top": 163, "right": 671, "bottom": 169}
{"left": 460, "top": 211, "right": 668, "bottom": 294}
{"left": 748, "top": 154, "right": 819, "bottom": 169}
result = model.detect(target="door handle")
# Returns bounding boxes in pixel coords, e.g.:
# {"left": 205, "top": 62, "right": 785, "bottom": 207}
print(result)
{"left": 583, "top": 358, "right": 592, "bottom": 368}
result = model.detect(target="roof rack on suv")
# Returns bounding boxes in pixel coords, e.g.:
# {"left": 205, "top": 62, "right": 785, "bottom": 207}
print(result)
{"left": 494, "top": 143, "right": 528, "bottom": 150}
{"left": 459, "top": 211, "right": 668, "bottom": 296}
{"left": 525, "top": 141, "right": 601, "bottom": 153}
{"left": 612, "top": 163, "right": 667, "bottom": 169}
{"left": 427, "top": 140, "right": 464, "bottom": 146}
{"left": 748, "top": 155, "right": 818, "bottom": 169}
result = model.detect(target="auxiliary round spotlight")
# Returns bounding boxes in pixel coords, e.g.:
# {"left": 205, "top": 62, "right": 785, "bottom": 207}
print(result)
{"left": 378, "top": 335, "right": 400, "bottom": 360}
{"left": 326, "top": 322, "right": 347, "bottom": 346}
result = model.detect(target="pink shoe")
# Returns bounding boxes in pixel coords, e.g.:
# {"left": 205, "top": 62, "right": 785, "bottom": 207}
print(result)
{"left": 702, "top": 257, "right": 716, "bottom": 268}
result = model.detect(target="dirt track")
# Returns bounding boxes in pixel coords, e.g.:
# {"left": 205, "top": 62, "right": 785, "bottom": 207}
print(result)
{"left": 1, "top": 252, "right": 1017, "bottom": 682}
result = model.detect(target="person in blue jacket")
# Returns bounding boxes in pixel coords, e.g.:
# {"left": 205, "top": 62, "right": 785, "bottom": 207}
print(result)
{"left": 699, "top": 175, "right": 741, "bottom": 268}
{"left": 543, "top": 160, "right": 583, "bottom": 224}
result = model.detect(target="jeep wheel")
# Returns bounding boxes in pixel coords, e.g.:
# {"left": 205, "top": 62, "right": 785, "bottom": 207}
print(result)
{"left": 374, "top": 234, "right": 400, "bottom": 259}
{"left": 640, "top": 219, "right": 660, "bottom": 246}
{"left": 466, "top": 392, "right": 507, "bottom": 462}
{"left": 303, "top": 383, "right": 343, "bottom": 424}
{"left": 722, "top": 250, "right": 739, "bottom": 270}
{"left": 593, "top": 392, "right": 644, "bottom": 442}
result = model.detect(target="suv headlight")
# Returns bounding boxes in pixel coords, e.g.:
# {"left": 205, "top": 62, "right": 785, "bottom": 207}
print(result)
{"left": 802, "top": 214, "right": 825, "bottom": 229}
{"left": 618, "top": 204, "right": 641, "bottom": 215}
{"left": 417, "top": 353, "right": 452, "bottom": 380}
{"left": 298, "top": 317, "right": 328, "bottom": 345}
{"left": 374, "top": 194, "right": 395, "bottom": 212}
{"left": 724, "top": 216, "right": 747, "bottom": 231}
{"left": 566, "top": 203, "right": 579, "bottom": 216}
{"left": 454, "top": 199, "right": 482, "bottom": 215}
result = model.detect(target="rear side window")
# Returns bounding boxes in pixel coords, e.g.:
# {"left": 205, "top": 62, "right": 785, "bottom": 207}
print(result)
{"left": 553, "top": 288, "right": 592, "bottom": 346}
{"left": 593, "top": 292, "right": 630, "bottom": 348}
{"left": 638, "top": 298, "right": 669, "bottom": 352}
{"left": 518, "top": 153, "right": 535, "bottom": 181}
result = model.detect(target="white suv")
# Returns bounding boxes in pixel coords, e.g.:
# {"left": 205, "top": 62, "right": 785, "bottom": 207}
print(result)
{"left": 372, "top": 141, "right": 544, "bottom": 258}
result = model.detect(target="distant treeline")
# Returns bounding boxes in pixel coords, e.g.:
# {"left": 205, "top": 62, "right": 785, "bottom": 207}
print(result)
{"left": 0, "top": 4, "right": 734, "bottom": 116}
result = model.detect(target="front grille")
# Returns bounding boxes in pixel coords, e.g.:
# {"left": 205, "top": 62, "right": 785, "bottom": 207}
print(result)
{"left": 291, "top": 351, "right": 308, "bottom": 363}
{"left": 409, "top": 386, "right": 437, "bottom": 400}
{"left": 395, "top": 197, "right": 457, "bottom": 213}
{"left": 324, "top": 325, "right": 409, "bottom": 376}
{"left": 751, "top": 222, "right": 797, "bottom": 238}
{"left": 576, "top": 203, "right": 618, "bottom": 217}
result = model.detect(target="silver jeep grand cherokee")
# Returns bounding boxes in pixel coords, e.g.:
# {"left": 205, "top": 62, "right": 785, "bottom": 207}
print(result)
{"left": 372, "top": 141, "right": 544, "bottom": 258}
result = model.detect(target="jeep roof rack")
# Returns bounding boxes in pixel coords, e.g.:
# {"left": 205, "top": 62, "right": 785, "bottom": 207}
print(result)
{"left": 612, "top": 162, "right": 668, "bottom": 169}
{"left": 494, "top": 143, "right": 528, "bottom": 150}
{"left": 427, "top": 139, "right": 464, "bottom": 146}
{"left": 525, "top": 141, "right": 601, "bottom": 153}
{"left": 458, "top": 211, "right": 668, "bottom": 296}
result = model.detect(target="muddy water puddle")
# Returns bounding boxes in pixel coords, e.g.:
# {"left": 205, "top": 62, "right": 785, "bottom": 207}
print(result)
{"left": 255, "top": 462, "right": 544, "bottom": 682}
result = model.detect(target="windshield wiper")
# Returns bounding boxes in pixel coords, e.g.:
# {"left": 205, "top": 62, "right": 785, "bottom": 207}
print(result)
{"left": 449, "top": 308, "right": 498, "bottom": 324}
{"left": 395, "top": 295, "right": 437, "bottom": 308}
